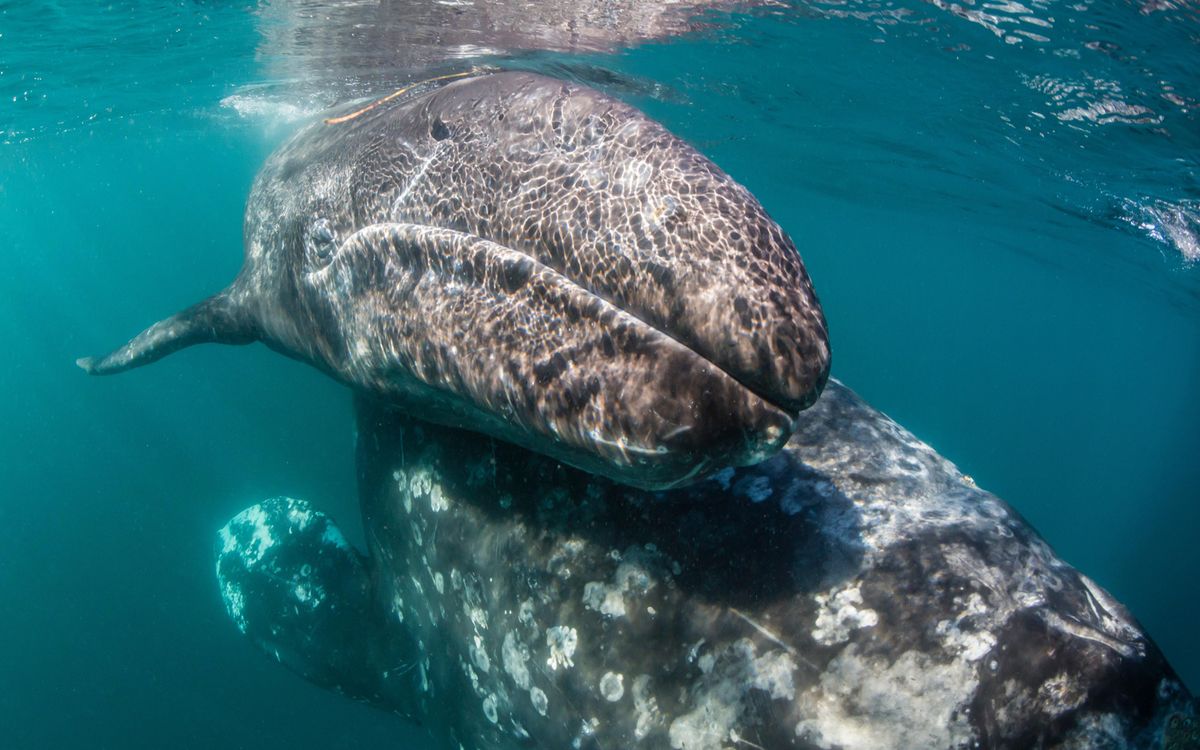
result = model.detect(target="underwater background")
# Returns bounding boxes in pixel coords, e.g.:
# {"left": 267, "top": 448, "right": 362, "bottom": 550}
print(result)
{"left": 1, "top": 1, "right": 1197, "bottom": 747}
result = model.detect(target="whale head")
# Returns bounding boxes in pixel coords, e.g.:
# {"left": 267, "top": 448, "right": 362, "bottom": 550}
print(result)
{"left": 78, "top": 72, "right": 830, "bottom": 489}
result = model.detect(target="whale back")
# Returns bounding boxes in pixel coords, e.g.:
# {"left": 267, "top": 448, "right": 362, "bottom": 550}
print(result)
{"left": 216, "top": 381, "right": 1197, "bottom": 748}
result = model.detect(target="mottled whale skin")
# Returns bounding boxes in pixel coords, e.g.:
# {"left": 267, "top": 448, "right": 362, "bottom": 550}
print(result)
{"left": 78, "top": 71, "right": 830, "bottom": 489}
{"left": 218, "top": 380, "right": 1196, "bottom": 750}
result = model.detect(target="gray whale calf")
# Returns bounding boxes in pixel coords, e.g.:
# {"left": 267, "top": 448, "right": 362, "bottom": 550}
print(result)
{"left": 78, "top": 70, "right": 830, "bottom": 489}
{"left": 217, "top": 380, "right": 1196, "bottom": 749}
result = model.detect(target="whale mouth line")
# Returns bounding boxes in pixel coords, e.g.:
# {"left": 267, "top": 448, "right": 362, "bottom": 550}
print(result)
{"left": 323, "top": 221, "right": 800, "bottom": 422}
{"left": 513, "top": 250, "right": 801, "bottom": 421}
{"left": 535, "top": 271, "right": 799, "bottom": 419}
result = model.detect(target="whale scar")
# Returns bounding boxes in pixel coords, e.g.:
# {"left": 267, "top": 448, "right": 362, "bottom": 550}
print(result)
{"left": 324, "top": 69, "right": 484, "bottom": 125}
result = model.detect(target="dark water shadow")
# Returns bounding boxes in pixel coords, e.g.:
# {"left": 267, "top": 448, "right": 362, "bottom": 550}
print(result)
{"left": 354, "top": 398, "right": 866, "bottom": 609}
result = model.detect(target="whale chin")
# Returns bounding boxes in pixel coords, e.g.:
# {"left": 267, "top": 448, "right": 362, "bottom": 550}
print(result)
{"left": 309, "top": 222, "right": 801, "bottom": 490}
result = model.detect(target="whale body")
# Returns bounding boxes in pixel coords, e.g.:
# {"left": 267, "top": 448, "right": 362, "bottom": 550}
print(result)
{"left": 217, "top": 380, "right": 1197, "bottom": 749}
{"left": 78, "top": 71, "right": 830, "bottom": 489}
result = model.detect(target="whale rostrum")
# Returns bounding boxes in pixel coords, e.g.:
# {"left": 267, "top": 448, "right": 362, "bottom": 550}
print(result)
{"left": 78, "top": 71, "right": 830, "bottom": 489}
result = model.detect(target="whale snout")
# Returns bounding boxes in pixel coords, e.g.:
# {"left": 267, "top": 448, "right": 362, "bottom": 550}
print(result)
{"left": 529, "top": 322, "right": 800, "bottom": 488}
{"left": 308, "top": 222, "right": 803, "bottom": 489}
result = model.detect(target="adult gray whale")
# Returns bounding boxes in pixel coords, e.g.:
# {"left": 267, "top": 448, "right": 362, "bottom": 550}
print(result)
{"left": 77, "top": 70, "right": 830, "bottom": 489}
{"left": 216, "top": 380, "right": 1197, "bottom": 750}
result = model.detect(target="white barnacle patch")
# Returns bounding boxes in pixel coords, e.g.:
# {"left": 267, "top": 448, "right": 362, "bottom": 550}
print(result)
{"left": 463, "top": 598, "right": 489, "bottom": 632}
{"left": 518, "top": 598, "right": 537, "bottom": 628}
{"left": 238, "top": 505, "right": 277, "bottom": 565}
{"left": 548, "top": 537, "right": 587, "bottom": 580}
{"left": 433, "top": 571, "right": 445, "bottom": 595}
{"left": 220, "top": 578, "right": 247, "bottom": 631}
{"left": 463, "top": 661, "right": 482, "bottom": 693}
{"left": 811, "top": 583, "right": 879, "bottom": 646}
{"left": 668, "top": 639, "right": 797, "bottom": 750}
{"left": 1037, "top": 672, "right": 1088, "bottom": 715}
{"left": 219, "top": 525, "right": 238, "bottom": 555}
{"left": 934, "top": 592, "right": 997, "bottom": 662}
{"left": 471, "top": 635, "right": 491, "bottom": 673}
{"left": 460, "top": 572, "right": 489, "bottom": 631}
{"left": 750, "top": 649, "right": 796, "bottom": 700}
{"left": 600, "top": 672, "right": 625, "bottom": 702}
{"left": 429, "top": 484, "right": 449, "bottom": 512}
{"left": 583, "top": 581, "right": 627, "bottom": 618}
{"left": 409, "top": 469, "right": 433, "bottom": 499}
{"left": 320, "top": 523, "right": 350, "bottom": 550}
{"left": 530, "top": 686, "right": 549, "bottom": 716}
{"left": 502, "top": 632, "right": 532, "bottom": 689}
{"left": 465, "top": 604, "right": 488, "bottom": 631}
{"left": 482, "top": 693, "right": 499, "bottom": 724}
{"left": 292, "top": 579, "right": 324, "bottom": 609}
{"left": 794, "top": 645, "right": 976, "bottom": 750}
{"left": 582, "top": 556, "right": 656, "bottom": 620}
{"left": 286, "top": 504, "right": 315, "bottom": 530}
{"left": 633, "top": 675, "right": 662, "bottom": 740}
{"left": 545, "top": 626, "right": 578, "bottom": 671}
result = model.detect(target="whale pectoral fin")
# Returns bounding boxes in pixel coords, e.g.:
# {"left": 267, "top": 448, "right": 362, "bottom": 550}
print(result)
{"left": 77, "top": 290, "right": 255, "bottom": 375}
{"left": 216, "top": 497, "right": 420, "bottom": 712}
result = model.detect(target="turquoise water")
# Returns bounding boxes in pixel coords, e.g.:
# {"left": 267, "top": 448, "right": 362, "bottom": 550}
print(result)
{"left": 2, "top": 1, "right": 1198, "bottom": 746}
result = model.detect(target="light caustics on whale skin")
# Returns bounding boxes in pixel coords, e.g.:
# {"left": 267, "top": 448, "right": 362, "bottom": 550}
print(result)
{"left": 78, "top": 72, "right": 831, "bottom": 490}
{"left": 299, "top": 219, "right": 800, "bottom": 487}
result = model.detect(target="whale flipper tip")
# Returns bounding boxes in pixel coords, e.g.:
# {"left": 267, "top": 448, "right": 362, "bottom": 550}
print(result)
{"left": 215, "top": 497, "right": 418, "bottom": 709}
{"left": 76, "top": 356, "right": 96, "bottom": 374}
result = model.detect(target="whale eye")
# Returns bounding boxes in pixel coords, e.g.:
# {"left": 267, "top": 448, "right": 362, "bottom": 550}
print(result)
{"left": 308, "top": 218, "right": 337, "bottom": 263}
{"left": 311, "top": 218, "right": 335, "bottom": 245}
